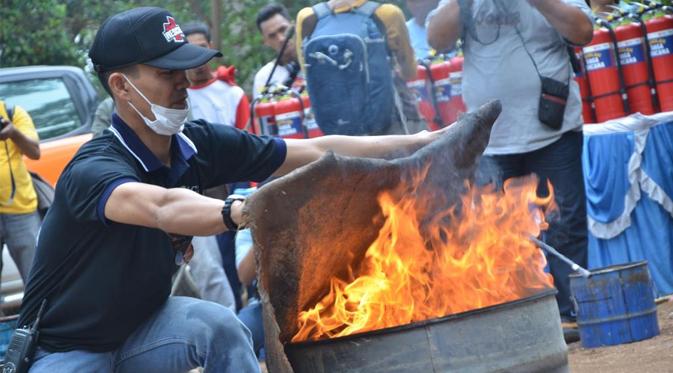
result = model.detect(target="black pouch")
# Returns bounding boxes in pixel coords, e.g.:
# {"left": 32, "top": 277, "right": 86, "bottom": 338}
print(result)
{"left": 539, "top": 76, "right": 569, "bottom": 130}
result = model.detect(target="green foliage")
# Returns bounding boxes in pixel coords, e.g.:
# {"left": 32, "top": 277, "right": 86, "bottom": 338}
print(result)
{"left": 0, "top": 1, "right": 81, "bottom": 66}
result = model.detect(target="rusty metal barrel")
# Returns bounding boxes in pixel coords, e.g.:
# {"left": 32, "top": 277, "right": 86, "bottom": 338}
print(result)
{"left": 285, "top": 289, "right": 567, "bottom": 373}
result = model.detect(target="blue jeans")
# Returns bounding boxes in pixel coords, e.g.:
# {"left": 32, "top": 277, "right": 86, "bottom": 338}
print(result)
{"left": 0, "top": 211, "right": 40, "bottom": 282}
{"left": 217, "top": 231, "right": 243, "bottom": 311}
{"left": 237, "top": 298, "right": 264, "bottom": 359}
{"left": 29, "top": 296, "right": 260, "bottom": 373}
{"left": 476, "top": 130, "right": 588, "bottom": 318}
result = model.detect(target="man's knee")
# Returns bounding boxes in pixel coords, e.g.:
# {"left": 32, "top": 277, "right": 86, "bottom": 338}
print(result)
{"left": 192, "top": 300, "right": 252, "bottom": 344}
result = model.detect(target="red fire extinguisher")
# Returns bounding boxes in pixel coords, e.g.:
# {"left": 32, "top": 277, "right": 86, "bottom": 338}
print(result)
{"left": 583, "top": 24, "right": 628, "bottom": 122}
{"left": 616, "top": 21, "right": 657, "bottom": 115}
{"left": 574, "top": 47, "right": 595, "bottom": 123}
{"left": 446, "top": 56, "right": 467, "bottom": 125}
{"left": 253, "top": 98, "right": 275, "bottom": 136}
{"left": 407, "top": 64, "right": 437, "bottom": 129}
{"left": 645, "top": 14, "right": 673, "bottom": 112}
{"left": 251, "top": 86, "right": 324, "bottom": 139}
{"left": 272, "top": 95, "right": 309, "bottom": 139}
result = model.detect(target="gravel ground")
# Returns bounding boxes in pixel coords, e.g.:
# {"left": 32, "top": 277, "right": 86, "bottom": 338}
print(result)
{"left": 568, "top": 297, "right": 673, "bottom": 373}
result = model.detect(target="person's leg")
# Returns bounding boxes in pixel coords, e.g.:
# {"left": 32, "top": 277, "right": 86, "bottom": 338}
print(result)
{"left": 217, "top": 232, "right": 242, "bottom": 311}
{"left": 237, "top": 298, "right": 264, "bottom": 359}
{"left": 525, "top": 131, "right": 588, "bottom": 318}
{"left": 29, "top": 347, "right": 114, "bottom": 372}
{"left": 2, "top": 211, "right": 40, "bottom": 281}
{"left": 189, "top": 235, "right": 236, "bottom": 311}
{"left": 114, "top": 296, "right": 259, "bottom": 373}
{"left": 0, "top": 215, "right": 6, "bottom": 293}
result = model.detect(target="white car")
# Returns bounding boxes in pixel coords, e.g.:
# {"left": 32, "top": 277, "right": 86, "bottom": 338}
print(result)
{"left": 1, "top": 247, "right": 23, "bottom": 316}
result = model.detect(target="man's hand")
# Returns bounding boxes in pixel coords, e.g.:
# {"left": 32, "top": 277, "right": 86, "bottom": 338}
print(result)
{"left": 0, "top": 116, "right": 41, "bottom": 159}
{"left": 0, "top": 118, "right": 16, "bottom": 141}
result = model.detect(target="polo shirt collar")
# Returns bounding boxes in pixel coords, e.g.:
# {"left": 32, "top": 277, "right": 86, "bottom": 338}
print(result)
{"left": 109, "top": 113, "right": 197, "bottom": 173}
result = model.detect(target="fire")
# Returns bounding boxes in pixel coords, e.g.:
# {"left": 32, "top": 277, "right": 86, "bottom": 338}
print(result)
{"left": 291, "top": 175, "right": 555, "bottom": 342}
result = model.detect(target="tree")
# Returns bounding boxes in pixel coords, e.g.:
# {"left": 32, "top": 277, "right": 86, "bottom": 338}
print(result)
{"left": 0, "top": 1, "right": 82, "bottom": 67}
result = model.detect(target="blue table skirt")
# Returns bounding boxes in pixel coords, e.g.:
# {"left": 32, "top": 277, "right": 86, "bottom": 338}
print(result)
{"left": 582, "top": 115, "right": 673, "bottom": 296}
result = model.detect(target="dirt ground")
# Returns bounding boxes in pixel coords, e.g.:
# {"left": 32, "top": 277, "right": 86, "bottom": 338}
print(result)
{"left": 568, "top": 297, "right": 673, "bottom": 373}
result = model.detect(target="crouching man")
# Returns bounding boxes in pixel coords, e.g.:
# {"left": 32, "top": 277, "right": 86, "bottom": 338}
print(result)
{"left": 16, "top": 7, "right": 446, "bottom": 373}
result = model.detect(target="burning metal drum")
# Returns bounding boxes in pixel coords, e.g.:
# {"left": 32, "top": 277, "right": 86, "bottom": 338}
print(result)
{"left": 285, "top": 289, "right": 567, "bottom": 373}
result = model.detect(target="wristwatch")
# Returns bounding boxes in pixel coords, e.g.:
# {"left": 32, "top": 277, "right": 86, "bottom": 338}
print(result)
{"left": 222, "top": 194, "right": 246, "bottom": 231}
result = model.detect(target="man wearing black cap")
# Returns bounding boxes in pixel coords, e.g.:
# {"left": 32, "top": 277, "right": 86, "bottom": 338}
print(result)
{"left": 15, "top": 7, "right": 446, "bottom": 372}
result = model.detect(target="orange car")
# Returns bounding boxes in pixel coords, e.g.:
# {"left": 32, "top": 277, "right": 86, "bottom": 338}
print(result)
{"left": 0, "top": 66, "right": 99, "bottom": 186}
{"left": 0, "top": 66, "right": 98, "bottom": 313}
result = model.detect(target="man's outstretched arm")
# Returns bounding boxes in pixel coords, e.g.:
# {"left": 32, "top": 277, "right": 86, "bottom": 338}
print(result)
{"left": 104, "top": 182, "right": 243, "bottom": 236}
{"left": 274, "top": 129, "right": 444, "bottom": 176}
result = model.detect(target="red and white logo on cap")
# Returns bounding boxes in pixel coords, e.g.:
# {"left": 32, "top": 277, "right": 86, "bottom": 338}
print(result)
{"left": 162, "top": 16, "right": 184, "bottom": 43}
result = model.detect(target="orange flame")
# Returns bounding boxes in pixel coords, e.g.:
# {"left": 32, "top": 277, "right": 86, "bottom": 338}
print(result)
{"left": 292, "top": 175, "right": 555, "bottom": 342}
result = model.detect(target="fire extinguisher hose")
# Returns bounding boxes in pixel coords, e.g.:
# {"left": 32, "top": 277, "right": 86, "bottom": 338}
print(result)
{"left": 247, "top": 96, "right": 262, "bottom": 133}
{"left": 288, "top": 90, "right": 309, "bottom": 139}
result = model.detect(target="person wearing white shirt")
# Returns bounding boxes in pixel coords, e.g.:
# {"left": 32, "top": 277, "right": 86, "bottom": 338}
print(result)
{"left": 253, "top": 4, "right": 302, "bottom": 98}
{"left": 406, "top": 0, "right": 439, "bottom": 59}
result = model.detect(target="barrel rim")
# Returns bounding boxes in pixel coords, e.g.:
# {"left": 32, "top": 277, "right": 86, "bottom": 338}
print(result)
{"left": 286, "top": 287, "right": 558, "bottom": 348}
{"left": 0, "top": 315, "right": 19, "bottom": 323}
{"left": 569, "top": 260, "right": 648, "bottom": 278}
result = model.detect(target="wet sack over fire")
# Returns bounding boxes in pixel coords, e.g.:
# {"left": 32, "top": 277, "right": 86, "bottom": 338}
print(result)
{"left": 244, "top": 100, "right": 569, "bottom": 373}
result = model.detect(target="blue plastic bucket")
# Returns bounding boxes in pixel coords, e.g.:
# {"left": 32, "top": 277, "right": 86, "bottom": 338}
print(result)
{"left": 570, "top": 261, "right": 659, "bottom": 348}
{"left": 0, "top": 315, "right": 18, "bottom": 360}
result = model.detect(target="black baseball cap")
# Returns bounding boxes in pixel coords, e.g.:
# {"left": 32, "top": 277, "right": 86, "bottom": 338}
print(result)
{"left": 89, "top": 7, "right": 222, "bottom": 72}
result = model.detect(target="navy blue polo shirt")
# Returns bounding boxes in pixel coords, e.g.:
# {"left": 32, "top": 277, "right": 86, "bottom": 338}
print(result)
{"left": 18, "top": 114, "right": 286, "bottom": 352}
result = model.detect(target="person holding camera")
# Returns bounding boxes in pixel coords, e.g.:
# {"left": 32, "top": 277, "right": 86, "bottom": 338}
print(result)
{"left": 0, "top": 101, "right": 41, "bottom": 292}
{"left": 428, "top": 0, "right": 593, "bottom": 339}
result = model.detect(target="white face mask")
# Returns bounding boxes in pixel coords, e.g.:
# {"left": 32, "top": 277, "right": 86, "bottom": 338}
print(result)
{"left": 123, "top": 75, "right": 189, "bottom": 136}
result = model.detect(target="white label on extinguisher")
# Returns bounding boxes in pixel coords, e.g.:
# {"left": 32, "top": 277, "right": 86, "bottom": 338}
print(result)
{"left": 617, "top": 37, "right": 646, "bottom": 65}
{"left": 275, "top": 111, "right": 301, "bottom": 136}
{"left": 407, "top": 80, "right": 428, "bottom": 103}
{"left": 648, "top": 29, "right": 673, "bottom": 57}
{"left": 434, "top": 78, "right": 451, "bottom": 102}
{"left": 583, "top": 42, "right": 615, "bottom": 71}
{"left": 449, "top": 72, "right": 462, "bottom": 96}
{"left": 275, "top": 111, "right": 301, "bottom": 121}
{"left": 407, "top": 80, "right": 425, "bottom": 89}
{"left": 304, "top": 109, "right": 319, "bottom": 130}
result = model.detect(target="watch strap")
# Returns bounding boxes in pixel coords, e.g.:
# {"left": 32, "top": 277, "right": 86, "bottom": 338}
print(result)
{"left": 222, "top": 195, "right": 245, "bottom": 231}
